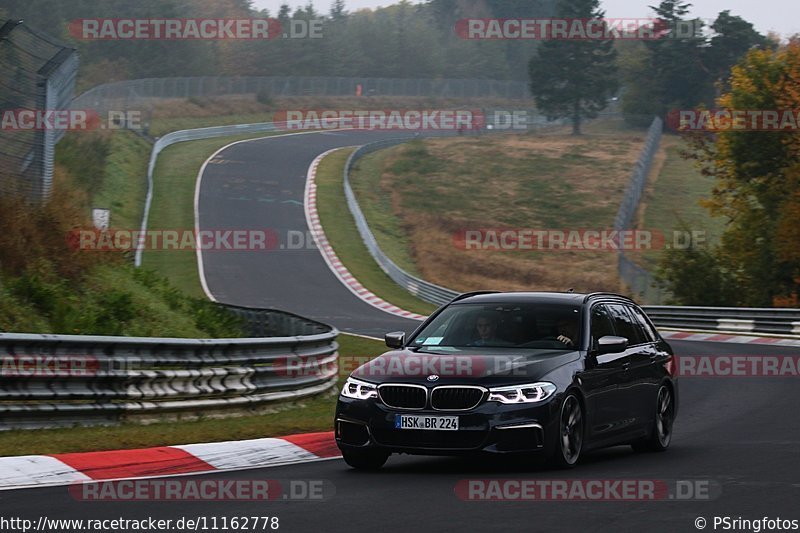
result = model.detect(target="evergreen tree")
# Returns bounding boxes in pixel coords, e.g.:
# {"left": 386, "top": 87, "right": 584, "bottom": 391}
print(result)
{"left": 330, "top": 0, "right": 346, "bottom": 20}
{"left": 528, "top": 0, "right": 618, "bottom": 134}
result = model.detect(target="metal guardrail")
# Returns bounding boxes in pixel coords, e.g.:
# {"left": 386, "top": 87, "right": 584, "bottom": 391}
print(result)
{"left": 343, "top": 138, "right": 460, "bottom": 306}
{"left": 226, "top": 304, "right": 333, "bottom": 337}
{"left": 134, "top": 121, "right": 286, "bottom": 266}
{"left": 643, "top": 306, "right": 800, "bottom": 338}
{"left": 0, "top": 305, "right": 339, "bottom": 430}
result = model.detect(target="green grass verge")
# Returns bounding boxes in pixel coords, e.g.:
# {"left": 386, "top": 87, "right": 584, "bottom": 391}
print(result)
{"left": 344, "top": 125, "right": 647, "bottom": 294}
{"left": 93, "top": 131, "right": 153, "bottom": 230}
{"left": 0, "top": 129, "right": 243, "bottom": 337}
{"left": 637, "top": 136, "right": 727, "bottom": 270}
{"left": 315, "top": 149, "right": 437, "bottom": 315}
{"left": 149, "top": 113, "right": 276, "bottom": 137}
{"left": 0, "top": 333, "right": 384, "bottom": 456}
{"left": 141, "top": 132, "right": 285, "bottom": 298}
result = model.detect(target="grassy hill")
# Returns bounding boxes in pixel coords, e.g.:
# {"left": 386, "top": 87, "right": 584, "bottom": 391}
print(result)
{"left": 348, "top": 119, "right": 650, "bottom": 294}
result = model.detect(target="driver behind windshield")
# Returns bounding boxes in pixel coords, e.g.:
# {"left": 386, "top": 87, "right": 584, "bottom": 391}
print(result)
{"left": 472, "top": 312, "right": 502, "bottom": 346}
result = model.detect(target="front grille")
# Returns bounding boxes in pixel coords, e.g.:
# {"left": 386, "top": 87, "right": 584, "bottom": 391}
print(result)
{"left": 379, "top": 385, "right": 426, "bottom": 409}
{"left": 431, "top": 387, "right": 484, "bottom": 410}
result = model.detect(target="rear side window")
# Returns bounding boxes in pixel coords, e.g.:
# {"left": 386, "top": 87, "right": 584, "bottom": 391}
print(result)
{"left": 590, "top": 305, "right": 615, "bottom": 345}
{"left": 607, "top": 304, "right": 646, "bottom": 345}
{"left": 627, "top": 305, "right": 657, "bottom": 343}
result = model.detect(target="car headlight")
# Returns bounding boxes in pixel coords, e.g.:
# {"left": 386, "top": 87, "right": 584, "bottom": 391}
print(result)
{"left": 488, "top": 382, "right": 557, "bottom": 404}
{"left": 341, "top": 377, "right": 378, "bottom": 400}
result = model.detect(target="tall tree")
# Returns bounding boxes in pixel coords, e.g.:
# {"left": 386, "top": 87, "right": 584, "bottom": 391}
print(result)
{"left": 643, "top": 1, "right": 709, "bottom": 111}
{"left": 620, "top": 3, "right": 769, "bottom": 126}
{"left": 618, "top": 41, "right": 663, "bottom": 126}
{"left": 706, "top": 10, "right": 772, "bottom": 91}
{"left": 665, "top": 43, "right": 800, "bottom": 305}
{"left": 528, "top": 0, "right": 618, "bottom": 134}
{"left": 330, "top": 0, "right": 346, "bottom": 20}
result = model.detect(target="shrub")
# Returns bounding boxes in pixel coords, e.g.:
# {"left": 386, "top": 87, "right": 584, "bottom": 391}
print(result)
{"left": 255, "top": 89, "right": 274, "bottom": 107}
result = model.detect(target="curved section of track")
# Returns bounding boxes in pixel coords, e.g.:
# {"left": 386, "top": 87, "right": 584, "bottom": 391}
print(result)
{"left": 195, "top": 129, "right": 427, "bottom": 337}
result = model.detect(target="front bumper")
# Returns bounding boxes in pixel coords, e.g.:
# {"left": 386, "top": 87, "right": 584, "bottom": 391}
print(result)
{"left": 335, "top": 395, "right": 560, "bottom": 455}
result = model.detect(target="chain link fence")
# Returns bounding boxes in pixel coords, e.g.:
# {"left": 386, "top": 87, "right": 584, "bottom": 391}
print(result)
{"left": 614, "top": 117, "right": 665, "bottom": 303}
{"left": 0, "top": 20, "right": 78, "bottom": 203}
{"left": 70, "top": 76, "right": 532, "bottom": 114}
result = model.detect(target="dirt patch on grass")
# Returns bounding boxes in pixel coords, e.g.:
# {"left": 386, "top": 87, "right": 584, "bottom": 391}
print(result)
{"left": 363, "top": 129, "right": 649, "bottom": 293}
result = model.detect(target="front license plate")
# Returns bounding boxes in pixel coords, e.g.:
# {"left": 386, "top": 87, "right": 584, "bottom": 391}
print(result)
{"left": 395, "top": 414, "right": 459, "bottom": 431}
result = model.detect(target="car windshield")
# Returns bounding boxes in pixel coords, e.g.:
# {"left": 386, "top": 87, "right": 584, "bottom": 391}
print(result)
{"left": 409, "top": 303, "right": 582, "bottom": 350}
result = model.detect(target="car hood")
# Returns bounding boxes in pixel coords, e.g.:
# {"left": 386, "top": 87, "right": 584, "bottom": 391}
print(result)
{"left": 349, "top": 347, "right": 580, "bottom": 387}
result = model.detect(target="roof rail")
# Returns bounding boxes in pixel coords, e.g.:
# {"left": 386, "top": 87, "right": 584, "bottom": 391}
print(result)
{"left": 449, "top": 290, "right": 501, "bottom": 303}
{"left": 583, "top": 292, "right": 635, "bottom": 303}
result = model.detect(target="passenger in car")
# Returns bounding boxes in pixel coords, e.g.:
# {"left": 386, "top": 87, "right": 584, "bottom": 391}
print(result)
{"left": 555, "top": 318, "right": 579, "bottom": 348}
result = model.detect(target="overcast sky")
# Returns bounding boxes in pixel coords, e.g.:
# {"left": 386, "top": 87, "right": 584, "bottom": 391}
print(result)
{"left": 250, "top": 0, "right": 800, "bottom": 38}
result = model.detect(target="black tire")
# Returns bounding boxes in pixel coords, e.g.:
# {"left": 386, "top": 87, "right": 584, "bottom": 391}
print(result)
{"left": 549, "top": 393, "right": 584, "bottom": 469}
{"left": 342, "top": 448, "right": 389, "bottom": 470}
{"left": 632, "top": 384, "right": 675, "bottom": 453}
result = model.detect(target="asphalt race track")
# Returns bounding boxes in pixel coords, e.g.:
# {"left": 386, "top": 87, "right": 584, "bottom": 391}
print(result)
{"left": 196, "top": 128, "right": 429, "bottom": 337}
{"left": 4, "top": 340, "right": 799, "bottom": 532}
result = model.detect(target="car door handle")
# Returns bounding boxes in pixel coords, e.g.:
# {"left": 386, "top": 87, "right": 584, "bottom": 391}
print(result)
{"left": 622, "top": 361, "right": 631, "bottom": 370}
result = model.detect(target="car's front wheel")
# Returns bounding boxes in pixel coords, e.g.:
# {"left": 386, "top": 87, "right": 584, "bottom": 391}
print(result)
{"left": 342, "top": 448, "right": 390, "bottom": 470}
{"left": 550, "top": 393, "right": 583, "bottom": 469}
{"left": 632, "top": 384, "right": 675, "bottom": 452}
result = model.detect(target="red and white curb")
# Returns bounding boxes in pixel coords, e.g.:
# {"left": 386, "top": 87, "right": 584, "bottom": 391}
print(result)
{"left": 304, "top": 149, "right": 426, "bottom": 321}
{"left": 660, "top": 330, "right": 800, "bottom": 347}
{"left": 0, "top": 431, "right": 340, "bottom": 491}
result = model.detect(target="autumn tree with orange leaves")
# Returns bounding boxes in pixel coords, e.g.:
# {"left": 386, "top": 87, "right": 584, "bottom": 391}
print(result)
{"left": 660, "top": 41, "right": 800, "bottom": 306}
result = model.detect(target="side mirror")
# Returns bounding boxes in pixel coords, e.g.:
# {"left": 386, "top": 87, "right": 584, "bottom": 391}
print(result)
{"left": 596, "top": 335, "right": 628, "bottom": 354}
{"left": 385, "top": 331, "right": 406, "bottom": 349}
